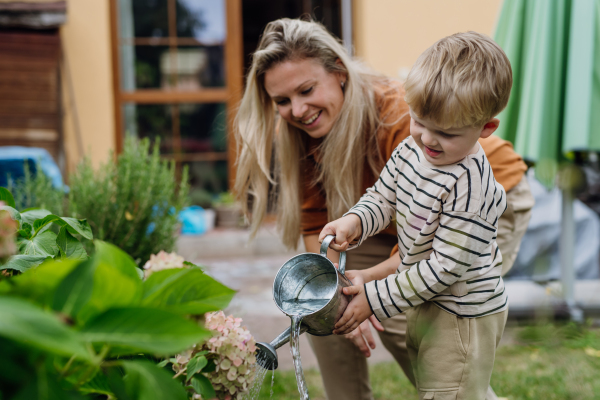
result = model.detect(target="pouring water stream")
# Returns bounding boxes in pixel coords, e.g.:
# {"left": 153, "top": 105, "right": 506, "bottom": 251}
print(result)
{"left": 252, "top": 235, "right": 352, "bottom": 399}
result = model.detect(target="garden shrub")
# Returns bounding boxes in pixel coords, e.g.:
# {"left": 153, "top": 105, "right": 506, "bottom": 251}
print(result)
{"left": 8, "top": 137, "right": 189, "bottom": 266}
{"left": 69, "top": 137, "right": 189, "bottom": 265}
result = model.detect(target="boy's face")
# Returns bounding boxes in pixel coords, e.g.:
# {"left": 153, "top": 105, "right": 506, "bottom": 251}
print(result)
{"left": 409, "top": 109, "right": 498, "bottom": 166}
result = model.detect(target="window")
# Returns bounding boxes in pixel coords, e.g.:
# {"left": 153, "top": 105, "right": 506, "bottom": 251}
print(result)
{"left": 110, "top": 0, "right": 242, "bottom": 194}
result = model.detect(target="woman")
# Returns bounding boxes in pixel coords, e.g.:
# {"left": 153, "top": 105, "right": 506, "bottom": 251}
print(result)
{"left": 234, "top": 18, "right": 533, "bottom": 400}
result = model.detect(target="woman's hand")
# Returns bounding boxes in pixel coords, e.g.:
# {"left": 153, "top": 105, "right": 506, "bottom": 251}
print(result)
{"left": 319, "top": 214, "right": 362, "bottom": 251}
{"left": 344, "top": 269, "right": 368, "bottom": 287}
{"left": 343, "top": 316, "right": 384, "bottom": 357}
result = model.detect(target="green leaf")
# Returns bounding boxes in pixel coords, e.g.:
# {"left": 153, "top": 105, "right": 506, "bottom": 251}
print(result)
{"left": 0, "top": 205, "right": 21, "bottom": 225}
{"left": 32, "top": 214, "right": 61, "bottom": 235}
{"left": 70, "top": 241, "right": 144, "bottom": 325}
{"left": 76, "top": 371, "right": 114, "bottom": 396}
{"left": 142, "top": 268, "right": 236, "bottom": 315}
{"left": 0, "top": 258, "right": 80, "bottom": 306}
{"left": 80, "top": 307, "right": 210, "bottom": 356}
{"left": 52, "top": 258, "right": 96, "bottom": 317}
{"left": 183, "top": 260, "right": 204, "bottom": 270}
{"left": 0, "top": 254, "right": 47, "bottom": 272}
{"left": 117, "top": 360, "right": 188, "bottom": 400}
{"left": 0, "top": 187, "right": 16, "bottom": 208}
{"left": 18, "top": 230, "right": 59, "bottom": 257}
{"left": 186, "top": 355, "right": 208, "bottom": 381}
{"left": 94, "top": 240, "right": 141, "bottom": 281}
{"left": 203, "top": 358, "right": 217, "bottom": 373}
{"left": 60, "top": 217, "right": 93, "bottom": 240}
{"left": 0, "top": 296, "right": 92, "bottom": 361}
{"left": 20, "top": 209, "right": 52, "bottom": 226}
{"left": 75, "top": 260, "right": 143, "bottom": 325}
{"left": 17, "top": 222, "right": 32, "bottom": 239}
{"left": 57, "top": 226, "right": 88, "bottom": 260}
{"left": 191, "top": 375, "right": 216, "bottom": 399}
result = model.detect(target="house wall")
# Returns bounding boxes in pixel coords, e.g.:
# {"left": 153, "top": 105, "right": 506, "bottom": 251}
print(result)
{"left": 56, "top": 0, "right": 503, "bottom": 173}
{"left": 353, "top": 0, "right": 503, "bottom": 79}
{"left": 60, "top": 0, "right": 114, "bottom": 172}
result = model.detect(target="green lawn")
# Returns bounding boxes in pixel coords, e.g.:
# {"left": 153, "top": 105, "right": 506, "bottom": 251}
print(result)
{"left": 256, "top": 322, "right": 600, "bottom": 400}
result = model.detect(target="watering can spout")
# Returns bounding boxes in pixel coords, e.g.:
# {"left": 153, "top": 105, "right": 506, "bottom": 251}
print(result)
{"left": 255, "top": 324, "right": 309, "bottom": 370}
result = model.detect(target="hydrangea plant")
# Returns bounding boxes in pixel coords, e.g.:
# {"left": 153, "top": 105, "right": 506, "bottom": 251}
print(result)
{"left": 172, "top": 311, "right": 258, "bottom": 400}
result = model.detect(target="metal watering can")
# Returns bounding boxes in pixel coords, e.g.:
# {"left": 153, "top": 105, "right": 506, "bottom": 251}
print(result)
{"left": 255, "top": 235, "right": 353, "bottom": 369}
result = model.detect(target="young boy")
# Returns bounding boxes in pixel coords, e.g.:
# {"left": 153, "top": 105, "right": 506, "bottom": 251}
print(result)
{"left": 319, "top": 31, "right": 511, "bottom": 399}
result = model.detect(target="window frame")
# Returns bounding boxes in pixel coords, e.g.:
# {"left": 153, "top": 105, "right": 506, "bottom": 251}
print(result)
{"left": 109, "top": 0, "right": 243, "bottom": 188}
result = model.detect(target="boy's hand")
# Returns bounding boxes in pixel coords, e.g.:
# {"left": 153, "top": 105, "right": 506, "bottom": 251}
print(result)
{"left": 333, "top": 285, "right": 373, "bottom": 335}
{"left": 319, "top": 214, "right": 362, "bottom": 251}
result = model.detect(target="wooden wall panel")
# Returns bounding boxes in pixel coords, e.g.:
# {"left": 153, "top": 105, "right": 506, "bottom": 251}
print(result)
{"left": 0, "top": 30, "right": 62, "bottom": 162}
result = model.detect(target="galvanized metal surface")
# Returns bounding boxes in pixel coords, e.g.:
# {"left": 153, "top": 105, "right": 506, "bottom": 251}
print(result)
{"left": 256, "top": 235, "right": 352, "bottom": 369}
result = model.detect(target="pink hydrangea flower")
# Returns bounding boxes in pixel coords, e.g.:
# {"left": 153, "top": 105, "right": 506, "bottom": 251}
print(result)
{"left": 173, "top": 311, "right": 257, "bottom": 399}
{"left": 143, "top": 250, "right": 185, "bottom": 278}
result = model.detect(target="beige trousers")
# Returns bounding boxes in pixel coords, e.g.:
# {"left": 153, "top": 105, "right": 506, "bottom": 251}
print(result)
{"left": 406, "top": 303, "right": 508, "bottom": 400}
{"left": 309, "top": 175, "right": 534, "bottom": 400}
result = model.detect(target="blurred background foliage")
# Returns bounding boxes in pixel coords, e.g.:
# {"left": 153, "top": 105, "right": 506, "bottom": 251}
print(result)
{"left": 9, "top": 138, "right": 189, "bottom": 265}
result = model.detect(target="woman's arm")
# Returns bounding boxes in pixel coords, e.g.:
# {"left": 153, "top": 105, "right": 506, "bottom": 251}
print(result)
{"left": 358, "top": 251, "right": 401, "bottom": 282}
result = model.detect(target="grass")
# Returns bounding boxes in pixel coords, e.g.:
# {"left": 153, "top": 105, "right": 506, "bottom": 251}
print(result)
{"left": 255, "top": 322, "right": 600, "bottom": 400}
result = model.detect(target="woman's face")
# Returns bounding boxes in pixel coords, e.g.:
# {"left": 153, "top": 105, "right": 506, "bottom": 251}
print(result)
{"left": 263, "top": 58, "right": 345, "bottom": 139}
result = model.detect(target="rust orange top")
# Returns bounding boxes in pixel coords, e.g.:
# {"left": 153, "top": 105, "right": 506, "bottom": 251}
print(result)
{"left": 300, "top": 80, "right": 527, "bottom": 236}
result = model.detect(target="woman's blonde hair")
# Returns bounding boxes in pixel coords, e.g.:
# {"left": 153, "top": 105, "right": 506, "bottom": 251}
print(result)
{"left": 404, "top": 31, "right": 512, "bottom": 129}
{"left": 234, "top": 18, "right": 387, "bottom": 248}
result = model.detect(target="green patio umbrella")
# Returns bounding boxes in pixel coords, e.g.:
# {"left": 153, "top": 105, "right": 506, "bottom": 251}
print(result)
{"left": 494, "top": 0, "right": 600, "bottom": 321}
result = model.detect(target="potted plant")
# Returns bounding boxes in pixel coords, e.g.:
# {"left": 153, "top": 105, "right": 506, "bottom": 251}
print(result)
{"left": 213, "top": 192, "right": 243, "bottom": 229}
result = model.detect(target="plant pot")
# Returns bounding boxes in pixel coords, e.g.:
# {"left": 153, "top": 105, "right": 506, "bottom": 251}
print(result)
{"left": 214, "top": 205, "right": 242, "bottom": 228}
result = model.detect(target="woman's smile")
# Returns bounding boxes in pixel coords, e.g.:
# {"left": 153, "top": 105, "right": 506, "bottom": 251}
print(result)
{"left": 300, "top": 110, "right": 322, "bottom": 126}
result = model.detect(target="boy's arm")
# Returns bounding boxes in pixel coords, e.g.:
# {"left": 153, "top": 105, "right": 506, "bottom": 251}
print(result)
{"left": 364, "top": 209, "right": 499, "bottom": 321}
{"left": 319, "top": 145, "right": 403, "bottom": 251}
{"left": 342, "top": 147, "right": 402, "bottom": 249}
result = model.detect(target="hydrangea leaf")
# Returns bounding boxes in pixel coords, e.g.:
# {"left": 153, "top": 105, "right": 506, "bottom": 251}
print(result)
{"left": 141, "top": 268, "right": 236, "bottom": 315}
{"left": 60, "top": 217, "right": 93, "bottom": 240}
{"left": 57, "top": 226, "right": 88, "bottom": 260}
{"left": 186, "top": 355, "right": 208, "bottom": 381}
{"left": 0, "top": 296, "right": 92, "bottom": 361}
{"left": 20, "top": 209, "right": 52, "bottom": 227}
{"left": 0, "top": 254, "right": 48, "bottom": 272}
{"left": 0, "top": 187, "right": 16, "bottom": 208}
{"left": 0, "top": 258, "right": 80, "bottom": 305}
{"left": 80, "top": 307, "right": 209, "bottom": 356}
{"left": 93, "top": 241, "right": 141, "bottom": 281}
{"left": 109, "top": 361, "right": 188, "bottom": 400}
{"left": 18, "top": 230, "right": 59, "bottom": 257}
{"left": 190, "top": 375, "right": 215, "bottom": 399}
{"left": 0, "top": 205, "right": 21, "bottom": 226}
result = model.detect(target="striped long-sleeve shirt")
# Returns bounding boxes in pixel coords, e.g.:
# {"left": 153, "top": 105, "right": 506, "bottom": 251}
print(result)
{"left": 346, "top": 136, "right": 508, "bottom": 319}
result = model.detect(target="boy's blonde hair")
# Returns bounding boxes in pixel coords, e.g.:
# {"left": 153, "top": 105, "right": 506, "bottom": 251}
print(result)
{"left": 404, "top": 31, "right": 512, "bottom": 129}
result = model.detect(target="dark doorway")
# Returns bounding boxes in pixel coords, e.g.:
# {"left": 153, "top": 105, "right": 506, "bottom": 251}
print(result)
{"left": 242, "top": 0, "right": 342, "bottom": 76}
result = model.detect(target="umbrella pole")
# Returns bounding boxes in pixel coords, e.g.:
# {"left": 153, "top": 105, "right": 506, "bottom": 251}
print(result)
{"left": 559, "top": 187, "right": 584, "bottom": 322}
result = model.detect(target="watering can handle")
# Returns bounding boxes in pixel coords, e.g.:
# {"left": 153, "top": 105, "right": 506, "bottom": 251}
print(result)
{"left": 320, "top": 235, "right": 347, "bottom": 275}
